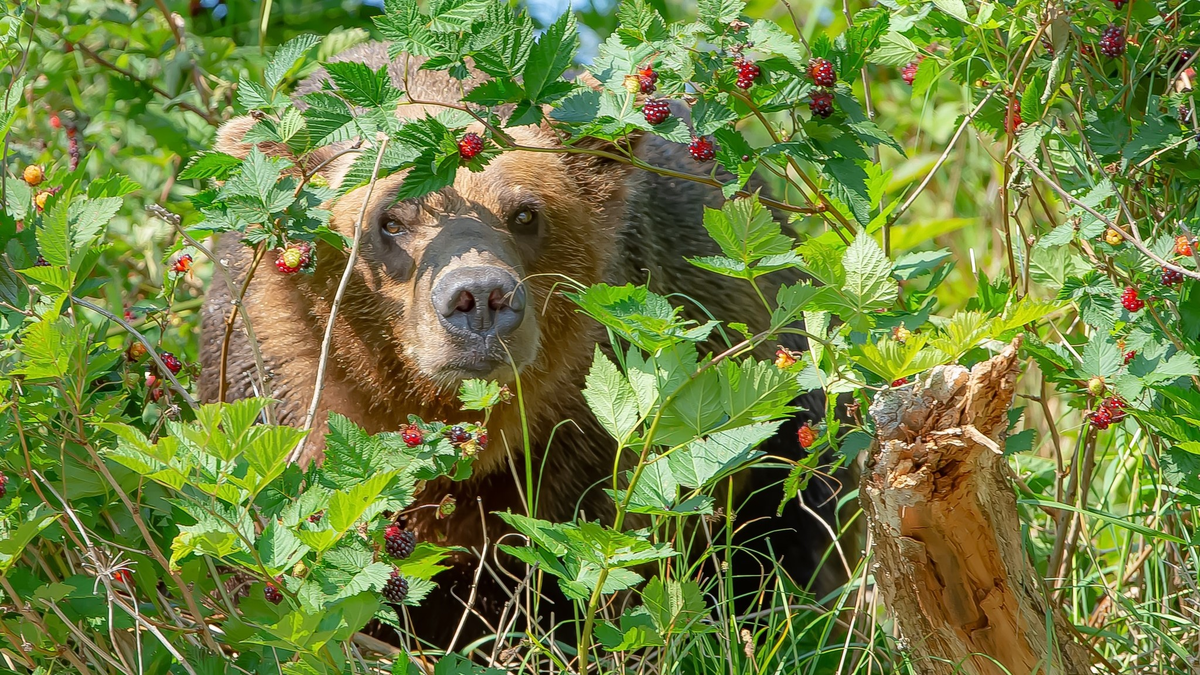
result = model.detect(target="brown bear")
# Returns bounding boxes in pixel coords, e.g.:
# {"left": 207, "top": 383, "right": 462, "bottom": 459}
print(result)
{"left": 200, "top": 42, "right": 843, "bottom": 647}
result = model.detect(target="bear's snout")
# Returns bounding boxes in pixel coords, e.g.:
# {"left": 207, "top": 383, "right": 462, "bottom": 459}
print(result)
{"left": 432, "top": 265, "right": 526, "bottom": 341}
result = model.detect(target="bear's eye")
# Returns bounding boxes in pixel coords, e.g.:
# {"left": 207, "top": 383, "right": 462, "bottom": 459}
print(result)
{"left": 509, "top": 207, "right": 539, "bottom": 235}
{"left": 381, "top": 218, "right": 405, "bottom": 236}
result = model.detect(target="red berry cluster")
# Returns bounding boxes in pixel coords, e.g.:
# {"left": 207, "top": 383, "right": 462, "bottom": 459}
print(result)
{"left": 1124, "top": 350, "right": 1136, "bottom": 364}
{"left": 1162, "top": 266, "right": 1184, "bottom": 286}
{"left": 1120, "top": 286, "right": 1144, "bottom": 312}
{"left": 401, "top": 424, "right": 423, "bottom": 447}
{"left": 384, "top": 524, "right": 417, "bottom": 559}
{"left": 807, "top": 58, "right": 836, "bottom": 87}
{"left": 688, "top": 136, "right": 716, "bottom": 162}
{"left": 901, "top": 60, "right": 920, "bottom": 86}
{"left": 796, "top": 424, "right": 816, "bottom": 449}
{"left": 733, "top": 57, "right": 761, "bottom": 89}
{"left": 638, "top": 65, "right": 658, "bottom": 94}
{"left": 1176, "top": 235, "right": 1193, "bottom": 257}
{"left": 1089, "top": 396, "right": 1127, "bottom": 430}
{"left": 308, "top": 511, "right": 323, "bottom": 523}
{"left": 0, "top": 473, "right": 8, "bottom": 499}
{"left": 458, "top": 132, "right": 484, "bottom": 160}
{"left": 1109, "top": 0, "right": 1127, "bottom": 9}
{"left": 891, "top": 377, "right": 909, "bottom": 387}
{"left": 382, "top": 569, "right": 409, "bottom": 604}
{"left": 1099, "top": 25, "right": 1126, "bottom": 58}
{"left": 809, "top": 90, "right": 835, "bottom": 119}
{"left": 113, "top": 569, "right": 133, "bottom": 585}
{"left": 1006, "top": 98, "right": 1023, "bottom": 133}
{"left": 160, "top": 352, "right": 183, "bottom": 375}
{"left": 275, "top": 242, "right": 312, "bottom": 274}
{"left": 642, "top": 99, "right": 671, "bottom": 125}
{"left": 171, "top": 253, "right": 193, "bottom": 274}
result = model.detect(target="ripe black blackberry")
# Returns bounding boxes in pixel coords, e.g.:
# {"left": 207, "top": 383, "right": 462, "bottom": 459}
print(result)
{"left": 264, "top": 581, "right": 283, "bottom": 604}
{"left": 384, "top": 524, "right": 416, "bottom": 559}
{"left": 1099, "top": 25, "right": 1126, "bottom": 58}
{"left": 1162, "top": 266, "right": 1184, "bottom": 285}
{"left": 809, "top": 90, "right": 834, "bottom": 118}
{"left": 447, "top": 425, "right": 471, "bottom": 445}
{"left": 688, "top": 136, "right": 715, "bottom": 162}
{"left": 382, "top": 570, "right": 409, "bottom": 604}
{"left": 642, "top": 99, "right": 671, "bottom": 125}
{"left": 637, "top": 66, "right": 658, "bottom": 94}
{"left": 808, "top": 58, "right": 836, "bottom": 87}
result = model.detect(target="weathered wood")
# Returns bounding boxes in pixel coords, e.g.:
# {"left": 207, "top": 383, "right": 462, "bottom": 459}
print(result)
{"left": 862, "top": 339, "right": 1090, "bottom": 675}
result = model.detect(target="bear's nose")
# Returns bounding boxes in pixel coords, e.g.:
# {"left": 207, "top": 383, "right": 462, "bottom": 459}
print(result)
{"left": 432, "top": 266, "right": 526, "bottom": 338}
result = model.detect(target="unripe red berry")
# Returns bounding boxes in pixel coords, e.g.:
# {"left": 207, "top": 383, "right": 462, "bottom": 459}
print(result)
{"left": 891, "top": 377, "right": 909, "bottom": 387}
{"left": 1006, "top": 98, "right": 1023, "bottom": 133}
{"left": 642, "top": 99, "right": 671, "bottom": 125}
{"left": 309, "top": 511, "right": 323, "bottom": 523}
{"left": 171, "top": 253, "right": 193, "bottom": 274}
{"left": 1176, "top": 235, "right": 1193, "bottom": 257}
{"left": 401, "top": 424, "right": 423, "bottom": 448}
{"left": 901, "top": 61, "right": 920, "bottom": 86}
{"left": 1099, "top": 25, "right": 1126, "bottom": 59}
{"left": 1109, "top": 0, "right": 1128, "bottom": 9}
{"left": 0, "top": 473, "right": 8, "bottom": 499}
{"left": 1123, "top": 350, "right": 1136, "bottom": 364}
{"left": 1120, "top": 286, "right": 1143, "bottom": 312}
{"left": 113, "top": 569, "right": 133, "bottom": 585}
{"left": 809, "top": 90, "right": 835, "bottom": 118}
{"left": 796, "top": 424, "right": 815, "bottom": 449}
{"left": 275, "top": 242, "right": 312, "bottom": 274}
{"left": 49, "top": 114, "right": 62, "bottom": 129}
{"left": 1090, "top": 407, "right": 1112, "bottom": 430}
{"left": 807, "top": 58, "right": 836, "bottom": 87}
{"left": 458, "top": 132, "right": 484, "bottom": 160}
{"left": 688, "top": 136, "right": 716, "bottom": 162}
{"left": 160, "top": 352, "right": 183, "bottom": 375}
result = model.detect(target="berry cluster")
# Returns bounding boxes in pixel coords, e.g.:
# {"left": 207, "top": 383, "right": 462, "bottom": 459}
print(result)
{"left": 382, "top": 569, "right": 409, "bottom": 604}
{"left": 733, "top": 57, "right": 761, "bottom": 89}
{"left": 172, "top": 253, "right": 193, "bottom": 274}
{"left": 446, "top": 425, "right": 472, "bottom": 445}
{"left": 1109, "top": 0, "right": 1127, "bottom": 9}
{"left": 1089, "top": 396, "right": 1127, "bottom": 430}
{"left": 901, "top": 60, "right": 920, "bottom": 86}
{"left": 1162, "top": 266, "right": 1184, "bottom": 286}
{"left": 1006, "top": 98, "right": 1023, "bottom": 133}
{"left": 275, "top": 242, "right": 312, "bottom": 275}
{"left": 796, "top": 424, "right": 816, "bottom": 449}
{"left": 401, "top": 424, "right": 423, "bottom": 447}
{"left": 1099, "top": 25, "right": 1126, "bottom": 59}
{"left": 384, "top": 524, "right": 417, "bottom": 559}
{"left": 891, "top": 377, "right": 909, "bottom": 387}
{"left": 1120, "top": 286, "right": 1144, "bottom": 312}
{"left": 1124, "top": 350, "right": 1136, "bottom": 364}
{"left": 264, "top": 580, "right": 284, "bottom": 604}
{"left": 1176, "top": 235, "right": 1193, "bottom": 257}
{"left": 1104, "top": 228, "right": 1123, "bottom": 246}
{"left": 642, "top": 99, "right": 671, "bottom": 125}
{"left": 688, "top": 136, "right": 716, "bottom": 162}
{"left": 113, "top": 569, "right": 133, "bottom": 585}
{"left": 160, "top": 352, "right": 183, "bottom": 375}
{"left": 308, "top": 511, "right": 323, "bottom": 524}
{"left": 807, "top": 58, "right": 836, "bottom": 87}
{"left": 638, "top": 66, "right": 658, "bottom": 94}
{"left": 809, "top": 90, "right": 835, "bottom": 119}
{"left": 458, "top": 132, "right": 484, "bottom": 160}
{"left": 0, "top": 473, "right": 8, "bottom": 499}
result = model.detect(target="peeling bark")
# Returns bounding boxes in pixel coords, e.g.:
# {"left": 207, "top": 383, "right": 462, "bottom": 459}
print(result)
{"left": 862, "top": 339, "right": 1090, "bottom": 675}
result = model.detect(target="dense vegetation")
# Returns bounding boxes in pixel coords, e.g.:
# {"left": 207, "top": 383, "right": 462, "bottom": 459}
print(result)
{"left": 1, "top": 0, "right": 1198, "bottom": 673}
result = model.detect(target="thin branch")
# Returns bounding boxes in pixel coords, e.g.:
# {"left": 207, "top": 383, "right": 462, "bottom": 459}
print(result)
{"left": 69, "top": 41, "right": 219, "bottom": 126}
{"left": 292, "top": 136, "right": 390, "bottom": 462}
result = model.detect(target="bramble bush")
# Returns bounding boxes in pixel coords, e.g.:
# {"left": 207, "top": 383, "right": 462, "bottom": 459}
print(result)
{"left": 1, "top": 0, "right": 1199, "bottom": 672}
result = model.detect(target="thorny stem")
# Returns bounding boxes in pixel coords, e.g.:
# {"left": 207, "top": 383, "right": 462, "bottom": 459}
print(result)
{"left": 293, "top": 136, "right": 391, "bottom": 462}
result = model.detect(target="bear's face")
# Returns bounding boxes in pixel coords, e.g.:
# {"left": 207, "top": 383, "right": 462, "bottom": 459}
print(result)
{"left": 322, "top": 124, "right": 624, "bottom": 391}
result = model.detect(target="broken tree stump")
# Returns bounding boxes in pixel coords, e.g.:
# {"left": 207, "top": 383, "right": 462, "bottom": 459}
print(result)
{"left": 862, "top": 339, "right": 1090, "bottom": 675}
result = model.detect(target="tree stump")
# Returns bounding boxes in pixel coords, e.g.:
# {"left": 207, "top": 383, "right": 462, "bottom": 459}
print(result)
{"left": 862, "top": 339, "right": 1090, "bottom": 675}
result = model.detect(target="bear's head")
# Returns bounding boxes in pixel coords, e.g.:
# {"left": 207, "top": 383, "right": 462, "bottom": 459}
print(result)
{"left": 214, "top": 48, "right": 641, "bottom": 442}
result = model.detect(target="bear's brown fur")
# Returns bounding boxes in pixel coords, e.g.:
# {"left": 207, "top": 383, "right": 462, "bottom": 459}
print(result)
{"left": 200, "top": 42, "right": 841, "bottom": 645}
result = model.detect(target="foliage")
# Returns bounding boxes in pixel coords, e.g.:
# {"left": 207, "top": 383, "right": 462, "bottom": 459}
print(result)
{"left": 1, "top": 0, "right": 1199, "bottom": 672}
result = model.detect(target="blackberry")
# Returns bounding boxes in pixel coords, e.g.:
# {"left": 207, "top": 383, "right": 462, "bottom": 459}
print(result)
{"left": 901, "top": 61, "right": 920, "bottom": 86}
{"left": 809, "top": 90, "right": 835, "bottom": 118}
{"left": 796, "top": 424, "right": 815, "bottom": 449}
{"left": 1109, "top": 0, "right": 1127, "bottom": 9}
{"left": 35, "top": 255, "right": 50, "bottom": 267}
{"left": 1123, "top": 350, "right": 1136, "bottom": 364}
{"left": 401, "top": 424, "right": 423, "bottom": 448}
{"left": 160, "top": 352, "right": 183, "bottom": 375}
{"left": 447, "top": 425, "right": 471, "bottom": 445}
{"left": 807, "top": 58, "right": 836, "bottom": 87}
{"left": 642, "top": 99, "right": 671, "bottom": 125}
{"left": 382, "top": 570, "right": 409, "bottom": 604}
{"left": 1120, "top": 286, "right": 1143, "bottom": 312}
{"left": 1099, "top": 25, "right": 1126, "bottom": 59}
{"left": 0, "top": 473, "right": 7, "bottom": 499}
{"left": 384, "top": 524, "right": 416, "bottom": 559}
{"left": 308, "top": 511, "right": 323, "bottom": 524}
{"left": 637, "top": 66, "right": 658, "bottom": 94}
{"left": 688, "top": 136, "right": 716, "bottom": 162}
{"left": 1090, "top": 407, "right": 1112, "bottom": 430}
{"left": 458, "top": 132, "right": 484, "bottom": 160}
{"left": 264, "top": 581, "right": 283, "bottom": 604}
{"left": 891, "top": 377, "right": 909, "bottom": 387}
{"left": 1162, "top": 266, "right": 1184, "bottom": 285}
{"left": 735, "top": 59, "right": 761, "bottom": 90}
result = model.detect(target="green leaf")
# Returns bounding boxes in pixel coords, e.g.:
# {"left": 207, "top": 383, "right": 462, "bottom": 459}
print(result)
{"left": 180, "top": 152, "right": 244, "bottom": 180}
{"left": 583, "top": 347, "right": 640, "bottom": 442}
{"left": 328, "top": 473, "right": 395, "bottom": 534}
{"left": 826, "top": 233, "right": 897, "bottom": 330}
{"left": 523, "top": 12, "right": 577, "bottom": 104}
{"left": 667, "top": 423, "right": 777, "bottom": 488}
{"left": 1079, "top": 335, "right": 1122, "bottom": 379}
{"left": 428, "top": 0, "right": 491, "bottom": 32}
{"left": 642, "top": 577, "right": 710, "bottom": 634}
{"left": 931, "top": 0, "right": 970, "bottom": 23}
{"left": 702, "top": 194, "right": 792, "bottom": 266}
{"left": 324, "top": 61, "right": 404, "bottom": 109}
{"left": 459, "top": 379, "right": 502, "bottom": 410}
{"left": 37, "top": 200, "right": 71, "bottom": 267}
{"left": 267, "top": 34, "right": 321, "bottom": 91}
